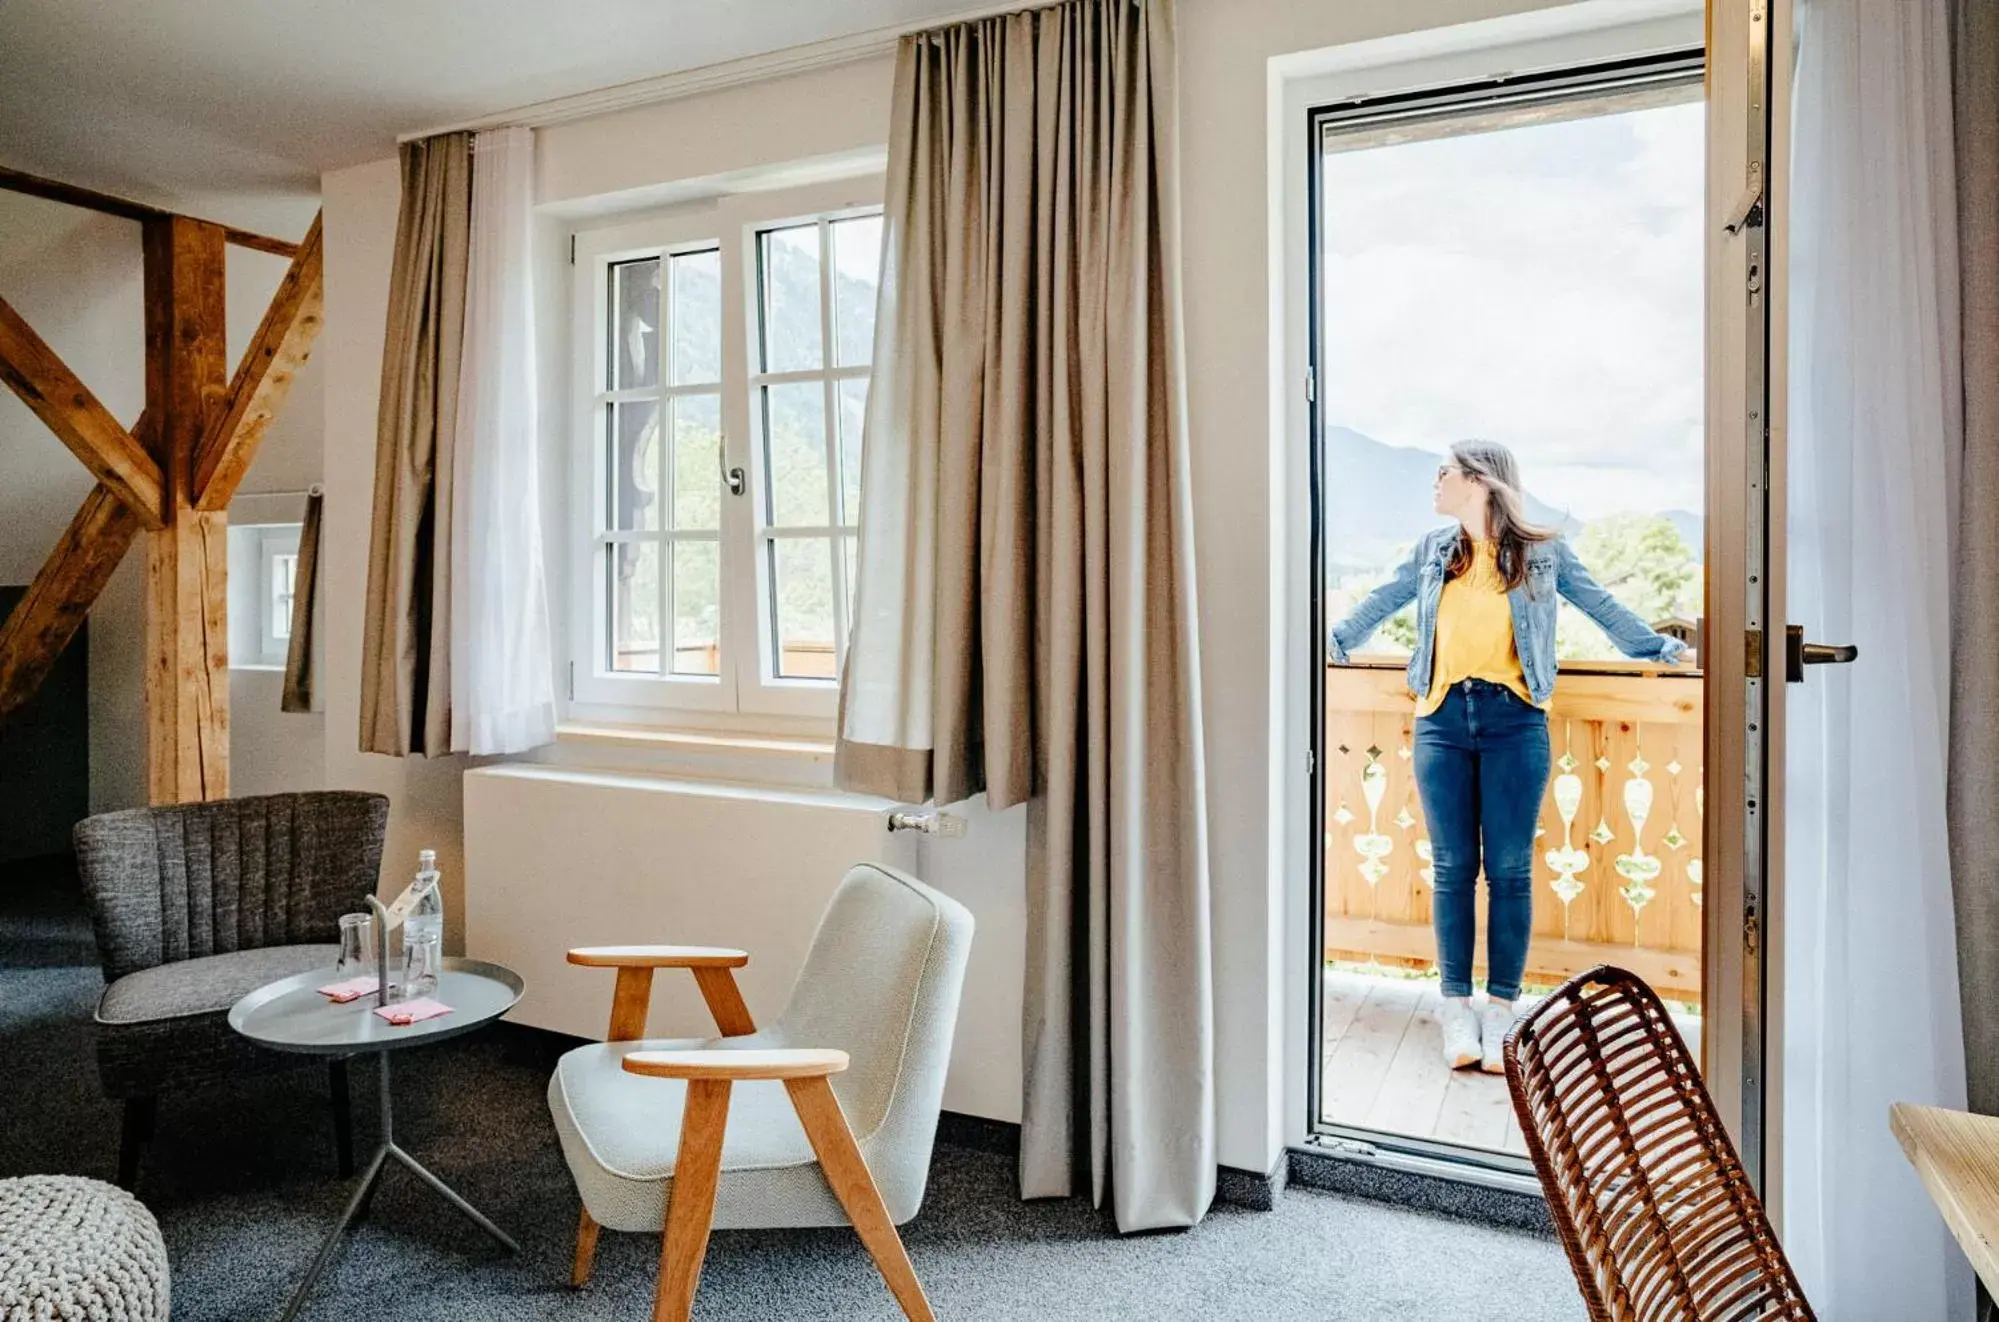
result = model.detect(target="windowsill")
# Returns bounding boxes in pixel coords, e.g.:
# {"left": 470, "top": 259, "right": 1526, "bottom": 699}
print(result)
{"left": 554, "top": 721, "right": 836, "bottom": 760}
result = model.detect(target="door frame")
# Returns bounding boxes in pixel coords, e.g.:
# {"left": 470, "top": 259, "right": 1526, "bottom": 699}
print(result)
{"left": 1702, "top": 0, "right": 1789, "bottom": 1199}
{"left": 1298, "top": 40, "right": 1776, "bottom": 1181}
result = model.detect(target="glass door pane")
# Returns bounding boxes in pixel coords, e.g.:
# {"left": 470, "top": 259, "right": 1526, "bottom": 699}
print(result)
{"left": 1311, "top": 59, "right": 1710, "bottom": 1162}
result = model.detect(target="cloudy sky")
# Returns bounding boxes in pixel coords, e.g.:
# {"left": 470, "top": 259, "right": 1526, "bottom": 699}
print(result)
{"left": 1319, "top": 96, "right": 1705, "bottom": 521}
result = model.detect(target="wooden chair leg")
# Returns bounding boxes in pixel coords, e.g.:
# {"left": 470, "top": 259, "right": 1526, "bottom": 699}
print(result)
{"left": 329, "top": 1057, "right": 354, "bottom": 1177}
{"left": 784, "top": 1076, "right": 936, "bottom": 1322}
{"left": 653, "top": 1079, "right": 731, "bottom": 1322}
{"left": 572, "top": 1207, "right": 602, "bottom": 1288}
{"left": 117, "top": 1096, "right": 156, "bottom": 1191}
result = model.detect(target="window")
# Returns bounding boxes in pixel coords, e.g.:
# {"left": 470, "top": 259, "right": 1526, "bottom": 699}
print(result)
{"left": 225, "top": 523, "right": 301, "bottom": 669}
{"left": 269, "top": 551, "right": 298, "bottom": 644}
{"left": 754, "top": 215, "right": 880, "bottom": 681}
{"left": 569, "top": 181, "right": 884, "bottom": 725}
{"left": 597, "top": 247, "right": 725, "bottom": 681}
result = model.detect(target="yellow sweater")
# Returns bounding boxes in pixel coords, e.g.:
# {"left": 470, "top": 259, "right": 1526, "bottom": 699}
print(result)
{"left": 1417, "top": 539, "right": 1541, "bottom": 717}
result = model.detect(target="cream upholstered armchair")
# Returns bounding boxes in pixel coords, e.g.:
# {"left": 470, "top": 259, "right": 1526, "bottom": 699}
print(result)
{"left": 547, "top": 862, "right": 974, "bottom": 1321}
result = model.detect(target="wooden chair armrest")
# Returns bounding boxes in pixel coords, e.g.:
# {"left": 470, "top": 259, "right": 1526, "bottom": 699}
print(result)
{"left": 622, "top": 1048, "right": 849, "bottom": 1082}
{"left": 567, "top": 945, "right": 749, "bottom": 969}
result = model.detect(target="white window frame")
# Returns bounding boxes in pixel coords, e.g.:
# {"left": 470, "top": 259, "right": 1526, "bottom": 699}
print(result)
{"left": 266, "top": 546, "right": 298, "bottom": 653}
{"left": 566, "top": 177, "right": 886, "bottom": 730}
{"left": 226, "top": 522, "right": 301, "bottom": 671}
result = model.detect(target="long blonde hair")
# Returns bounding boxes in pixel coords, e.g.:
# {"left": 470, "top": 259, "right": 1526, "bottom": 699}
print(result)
{"left": 1446, "top": 440, "right": 1556, "bottom": 589}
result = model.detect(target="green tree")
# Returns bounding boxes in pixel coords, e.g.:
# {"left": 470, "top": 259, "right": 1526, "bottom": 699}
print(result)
{"left": 1556, "top": 513, "right": 1699, "bottom": 661}
{"left": 1330, "top": 515, "right": 1701, "bottom": 665}
{"left": 1327, "top": 545, "right": 1418, "bottom": 658}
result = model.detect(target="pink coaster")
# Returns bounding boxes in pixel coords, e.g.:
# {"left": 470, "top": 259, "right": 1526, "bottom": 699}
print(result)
{"left": 373, "top": 998, "right": 453, "bottom": 1027}
{"left": 317, "top": 976, "right": 380, "bottom": 1003}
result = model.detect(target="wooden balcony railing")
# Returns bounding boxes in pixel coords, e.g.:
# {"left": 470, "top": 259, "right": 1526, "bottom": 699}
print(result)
{"left": 1324, "top": 660, "right": 1704, "bottom": 1006}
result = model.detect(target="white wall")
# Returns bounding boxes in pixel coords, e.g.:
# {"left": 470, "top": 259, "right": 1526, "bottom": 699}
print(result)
{"left": 0, "top": 189, "right": 325, "bottom": 817}
{"left": 307, "top": 0, "right": 1654, "bottom": 1171}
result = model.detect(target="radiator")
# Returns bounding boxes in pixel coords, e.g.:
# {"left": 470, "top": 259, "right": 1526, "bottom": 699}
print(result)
{"left": 462, "top": 765, "right": 916, "bottom": 1043}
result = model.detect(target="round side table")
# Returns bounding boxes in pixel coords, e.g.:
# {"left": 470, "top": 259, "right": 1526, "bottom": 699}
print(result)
{"left": 230, "top": 957, "right": 524, "bottom": 1322}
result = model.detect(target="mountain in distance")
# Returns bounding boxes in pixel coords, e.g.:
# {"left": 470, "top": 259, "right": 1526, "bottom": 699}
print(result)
{"left": 1323, "top": 426, "right": 1703, "bottom": 573}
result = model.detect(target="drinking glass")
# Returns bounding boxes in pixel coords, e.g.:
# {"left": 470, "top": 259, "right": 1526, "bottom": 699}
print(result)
{"left": 402, "top": 936, "right": 441, "bottom": 1001}
{"left": 336, "top": 913, "right": 374, "bottom": 977}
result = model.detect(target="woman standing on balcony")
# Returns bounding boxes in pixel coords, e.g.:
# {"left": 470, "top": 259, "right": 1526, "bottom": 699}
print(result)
{"left": 1328, "top": 440, "right": 1691, "bottom": 1072}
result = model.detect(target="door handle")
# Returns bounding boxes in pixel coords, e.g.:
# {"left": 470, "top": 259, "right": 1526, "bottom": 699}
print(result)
{"left": 1785, "top": 624, "right": 1858, "bottom": 682}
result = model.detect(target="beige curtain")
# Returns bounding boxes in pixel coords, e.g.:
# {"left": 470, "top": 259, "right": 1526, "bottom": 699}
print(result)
{"left": 1952, "top": 0, "right": 1999, "bottom": 1139}
{"left": 359, "top": 133, "right": 471, "bottom": 756}
{"left": 280, "top": 489, "right": 321, "bottom": 713}
{"left": 836, "top": 0, "right": 1213, "bottom": 1231}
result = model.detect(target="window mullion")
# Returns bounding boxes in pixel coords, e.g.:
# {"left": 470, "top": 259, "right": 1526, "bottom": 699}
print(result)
{"left": 658, "top": 262, "right": 676, "bottom": 678}
{"left": 816, "top": 219, "right": 848, "bottom": 676}
{"left": 718, "top": 211, "right": 758, "bottom": 711}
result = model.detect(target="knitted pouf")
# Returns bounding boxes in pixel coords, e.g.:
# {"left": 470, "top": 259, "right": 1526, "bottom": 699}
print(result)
{"left": 0, "top": 1176, "right": 168, "bottom": 1321}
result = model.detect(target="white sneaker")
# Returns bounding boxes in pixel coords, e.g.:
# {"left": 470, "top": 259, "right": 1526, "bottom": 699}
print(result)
{"left": 1439, "top": 997, "right": 1481, "bottom": 1070}
{"left": 1480, "top": 998, "right": 1517, "bottom": 1074}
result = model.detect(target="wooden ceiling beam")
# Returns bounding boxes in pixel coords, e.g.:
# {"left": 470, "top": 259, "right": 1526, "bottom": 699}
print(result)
{"left": 194, "top": 212, "right": 324, "bottom": 510}
{"left": 0, "top": 165, "right": 301, "bottom": 259}
{"left": 0, "top": 294, "right": 166, "bottom": 528}
{"left": 0, "top": 481, "right": 146, "bottom": 722}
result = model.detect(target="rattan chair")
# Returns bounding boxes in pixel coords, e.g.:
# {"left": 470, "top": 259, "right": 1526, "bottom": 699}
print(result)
{"left": 1503, "top": 966, "right": 1813, "bottom": 1322}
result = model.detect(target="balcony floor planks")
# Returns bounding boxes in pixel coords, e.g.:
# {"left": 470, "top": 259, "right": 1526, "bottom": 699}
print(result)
{"left": 1320, "top": 967, "right": 1702, "bottom": 1157}
{"left": 1320, "top": 977, "right": 1421, "bottom": 1123}
{"left": 1361, "top": 983, "right": 1451, "bottom": 1136}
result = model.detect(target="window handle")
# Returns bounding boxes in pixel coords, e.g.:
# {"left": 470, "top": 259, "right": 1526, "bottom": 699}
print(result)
{"left": 720, "top": 440, "right": 746, "bottom": 497}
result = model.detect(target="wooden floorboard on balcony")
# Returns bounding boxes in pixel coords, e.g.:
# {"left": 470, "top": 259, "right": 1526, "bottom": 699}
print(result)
{"left": 1320, "top": 967, "right": 1703, "bottom": 1157}
{"left": 1361, "top": 983, "right": 1451, "bottom": 1135}
{"left": 1321, "top": 976, "right": 1421, "bottom": 1122}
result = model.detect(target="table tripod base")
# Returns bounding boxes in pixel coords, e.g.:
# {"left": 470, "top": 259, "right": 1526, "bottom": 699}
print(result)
{"left": 278, "top": 1140, "right": 518, "bottom": 1321}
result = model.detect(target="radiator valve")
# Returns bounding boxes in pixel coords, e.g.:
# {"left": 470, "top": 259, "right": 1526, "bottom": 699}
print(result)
{"left": 885, "top": 809, "right": 968, "bottom": 836}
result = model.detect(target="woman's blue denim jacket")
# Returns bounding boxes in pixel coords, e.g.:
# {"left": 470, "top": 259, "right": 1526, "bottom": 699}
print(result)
{"left": 1328, "top": 526, "right": 1688, "bottom": 706}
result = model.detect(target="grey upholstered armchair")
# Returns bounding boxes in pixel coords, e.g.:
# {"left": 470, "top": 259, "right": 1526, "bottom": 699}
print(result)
{"left": 72, "top": 791, "right": 389, "bottom": 1189}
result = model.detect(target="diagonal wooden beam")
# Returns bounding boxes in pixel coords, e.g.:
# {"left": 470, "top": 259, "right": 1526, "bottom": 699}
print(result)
{"left": 0, "top": 482, "right": 146, "bottom": 723}
{"left": 0, "top": 165, "right": 301, "bottom": 258}
{"left": 0, "top": 294, "right": 165, "bottom": 528}
{"left": 194, "top": 212, "right": 324, "bottom": 511}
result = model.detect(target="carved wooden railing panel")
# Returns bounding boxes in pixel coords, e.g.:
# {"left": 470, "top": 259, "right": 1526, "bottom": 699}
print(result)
{"left": 1324, "top": 662, "right": 1705, "bottom": 1005}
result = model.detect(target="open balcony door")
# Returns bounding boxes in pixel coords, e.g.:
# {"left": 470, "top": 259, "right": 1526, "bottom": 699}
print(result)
{"left": 1703, "top": 0, "right": 1791, "bottom": 1197}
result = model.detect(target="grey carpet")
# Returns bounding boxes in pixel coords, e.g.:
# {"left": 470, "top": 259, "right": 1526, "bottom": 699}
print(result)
{"left": 1, "top": 857, "right": 1586, "bottom": 1321}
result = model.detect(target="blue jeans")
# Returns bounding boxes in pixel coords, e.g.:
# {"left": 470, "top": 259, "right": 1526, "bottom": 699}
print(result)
{"left": 1412, "top": 679, "right": 1551, "bottom": 1001}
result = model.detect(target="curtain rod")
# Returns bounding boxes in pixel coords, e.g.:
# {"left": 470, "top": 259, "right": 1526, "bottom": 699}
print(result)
{"left": 398, "top": 0, "right": 1057, "bottom": 141}
{"left": 238, "top": 484, "right": 323, "bottom": 499}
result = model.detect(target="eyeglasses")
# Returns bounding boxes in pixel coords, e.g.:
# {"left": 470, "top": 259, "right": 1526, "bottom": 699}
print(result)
{"left": 1436, "top": 463, "right": 1477, "bottom": 482}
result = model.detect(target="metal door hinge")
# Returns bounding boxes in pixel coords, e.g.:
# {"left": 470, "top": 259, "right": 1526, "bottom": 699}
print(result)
{"left": 1306, "top": 365, "right": 1317, "bottom": 403}
{"left": 567, "top": 660, "right": 575, "bottom": 701}
{"left": 569, "top": 234, "right": 577, "bottom": 265}
{"left": 1306, "top": 748, "right": 1316, "bottom": 776}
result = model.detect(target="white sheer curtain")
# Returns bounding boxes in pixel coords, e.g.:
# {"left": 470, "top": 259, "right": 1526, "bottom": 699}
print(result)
{"left": 450, "top": 125, "right": 556, "bottom": 754}
{"left": 1785, "top": 1, "right": 1969, "bottom": 1316}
